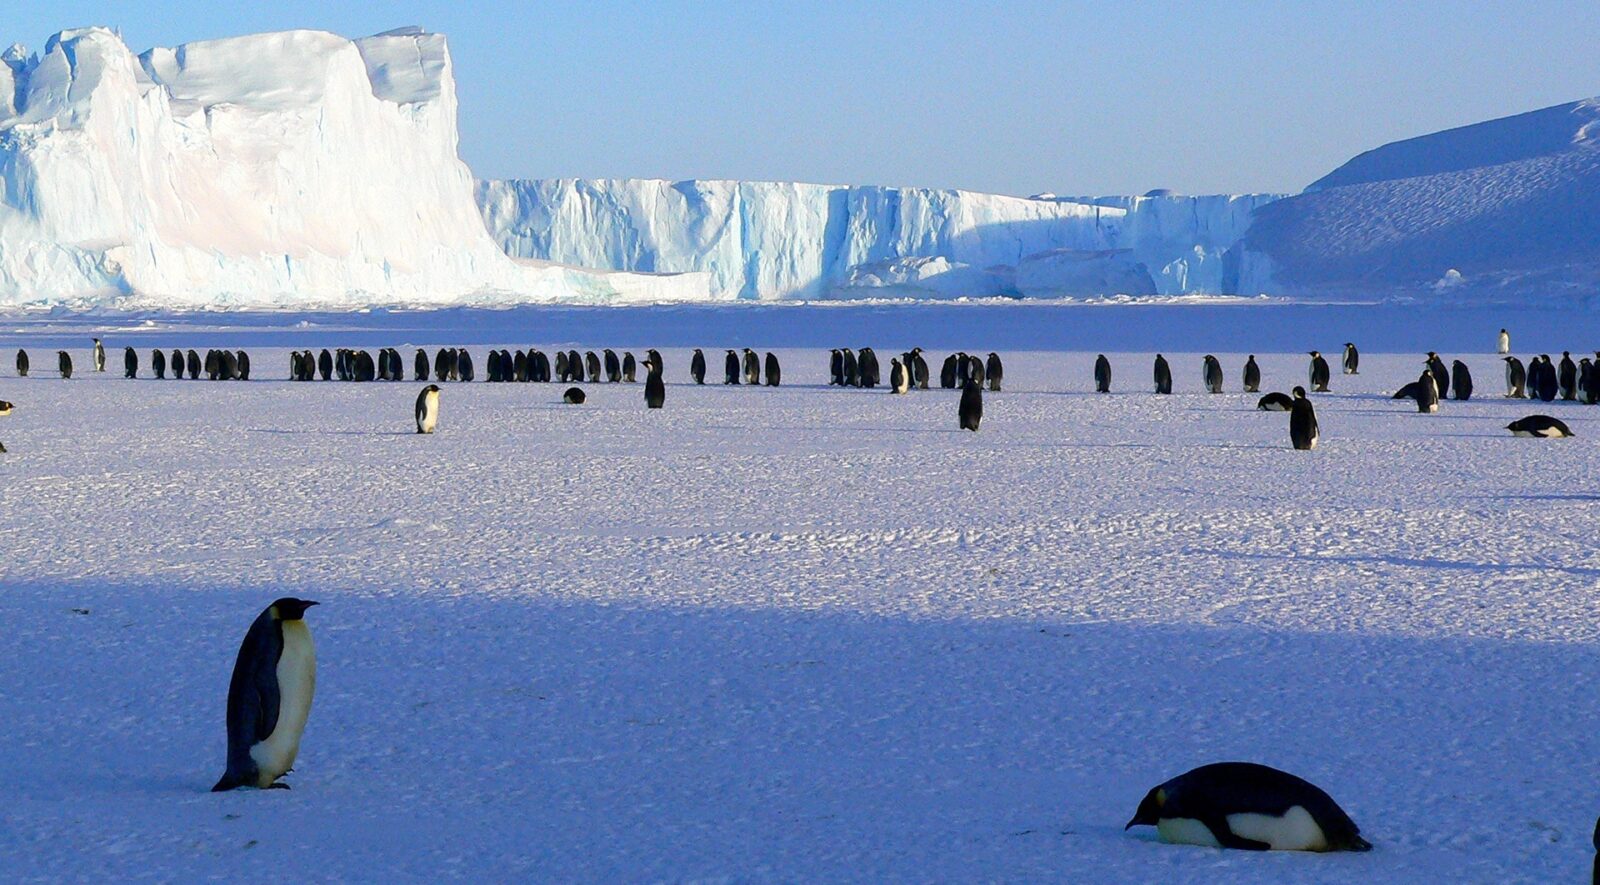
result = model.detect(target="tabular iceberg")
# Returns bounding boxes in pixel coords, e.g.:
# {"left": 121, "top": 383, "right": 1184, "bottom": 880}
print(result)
{"left": 0, "top": 27, "right": 708, "bottom": 307}
{"left": 476, "top": 178, "right": 1281, "bottom": 301}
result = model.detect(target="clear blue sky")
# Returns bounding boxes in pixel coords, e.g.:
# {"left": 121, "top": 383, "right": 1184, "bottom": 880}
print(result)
{"left": 10, "top": 2, "right": 1600, "bottom": 196}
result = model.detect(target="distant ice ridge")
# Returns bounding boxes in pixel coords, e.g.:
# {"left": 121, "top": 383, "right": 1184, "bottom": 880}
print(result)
{"left": 476, "top": 179, "right": 1282, "bottom": 300}
{"left": 0, "top": 27, "right": 707, "bottom": 307}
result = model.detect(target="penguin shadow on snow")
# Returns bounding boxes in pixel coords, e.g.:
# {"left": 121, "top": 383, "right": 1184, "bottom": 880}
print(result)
{"left": 246, "top": 428, "right": 415, "bottom": 437}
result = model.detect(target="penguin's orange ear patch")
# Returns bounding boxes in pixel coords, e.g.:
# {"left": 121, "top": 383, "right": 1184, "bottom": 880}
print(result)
{"left": 1156, "top": 789, "right": 1167, "bottom": 806}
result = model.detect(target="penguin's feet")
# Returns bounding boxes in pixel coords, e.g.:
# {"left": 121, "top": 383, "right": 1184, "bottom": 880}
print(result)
{"left": 267, "top": 782, "right": 292, "bottom": 790}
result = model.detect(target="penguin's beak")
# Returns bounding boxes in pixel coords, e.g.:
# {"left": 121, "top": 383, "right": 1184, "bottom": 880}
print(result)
{"left": 304, "top": 601, "right": 320, "bottom": 608}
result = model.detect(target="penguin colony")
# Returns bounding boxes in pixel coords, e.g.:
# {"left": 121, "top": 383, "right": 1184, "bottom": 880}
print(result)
{"left": 1, "top": 337, "right": 1589, "bottom": 451}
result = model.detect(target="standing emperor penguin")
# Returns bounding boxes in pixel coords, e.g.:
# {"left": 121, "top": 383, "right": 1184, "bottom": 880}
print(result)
{"left": 765, "top": 352, "right": 781, "bottom": 386}
{"left": 212, "top": 598, "right": 319, "bottom": 791}
{"left": 840, "top": 348, "right": 859, "bottom": 387}
{"left": 58, "top": 351, "right": 73, "bottom": 379}
{"left": 1202, "top": 355, "right": 1224, "bottom": 393}
{"left": 1126, "top": 762, "right": 1370, "bottom": 852}
{"left": 435, "top": 348, "right": 452, "bottom": 382}
{"left": 168, "top": 349, "right": 181, "bottom": 380}
{"left": 859, "top": 349, "right": 880, "bottom": 388}
{"left": 986, "top": 353, "right": 1003, "bottom": 392}
{"left": 1307, "top": 351, "right": 1330, "bottom": 392}
{"left": 890, "top": 358, "right": 910, "bottom": 394}
{"left": 958, "top": 378, "right": 983, "bottom": 431}
{"left": 1425, "top": 352, "right": 1450, "bottom": 398}
{"left": 1342, "top": 342, "right": 1359, "bottom": 374}
{"left": 93, "top": 338, "right": 106, "bottom": 372}
{"left": 1243, "top": 355, "right": 1261, "bottom": 392}
{"left": 622, "top": 352, "right": 637, "bottom": 383}
{"left": 564, "top": 350, "right": 580, "bottom": 382}
{"left": 724, "top": 350, "right": 741, "bottom": 385}
{"left": 1582, "top": 359, "right": 1599, "bottom": 405}
{"left": 691, "top": 349, "right": 707, "bottom": 385}
{"left": 316, "top": 349, "right": 332, "bottom": 381}
{"left": 604, "top": 349, "right": 621, "bottom": 383}
{"left": 1289, "top": 387, "right": 1319, "bottom": 449}
{"left": 743, "top": 348, "right": 761, "bottom": 385}
{"left": 457, "top": 350, "right": 475, "bottom": 382}
{"left": 237, "top": 351, "right": 251, "bottom": 381}
{"left": 152, "top": 349, "right": 166, "bottom": 379}
{"left": 415, "top": 385, "right": 441, "bottom": 434}
{"left": 1153, "top": 354, "right": 1172, "bottom": 395}
{"left": 644, "top": 357, "right": 666, "bottom": 409}
{"left": 1498, "top": 328, "right": 1510, "bottom": 354}
{"left": 940, "top": 354, "right": 958, "bottom": 389}
{"left": 186, "top": 349, "right": 201, "bottom": 380}
{"left": 1503, "top": 356, "right": 1526, "bottom": 397}
{"left": 15, "top": 349, "right": 28, "bottom": 377}
{"left": 123, "top": 346, "right": 138, "bottom": 378}
{"left": 1559, "top": 352, "right": 1578, "bottom": 400}
{"left": 1451, "top": 360, "right": 1473, "bottom": 401}
{"left": 1416, "top": 370, "right": 1440, "bottom": 413}
{"left": 583, "top": 351, "right": 600, "bottom": 383}
{"left": 828, "top": 349, "right": 843, "bottom": 386}
{"left": 966, "top": 354, "right": 984, "bottom": 390}
{"left": 0, "top": 398, "right": 10, "bottom": 451}
{"left": 1536, "top": 355, "right": 1558, "bottom": 402}
{"left": 913, "top": 350, "right": 930, "bottom": 389}
{"left": 1095, "top": 354, "right": 1112, "bottom": 393}
{"left": 414, "top": 349, "right": 429, "bottom": 381}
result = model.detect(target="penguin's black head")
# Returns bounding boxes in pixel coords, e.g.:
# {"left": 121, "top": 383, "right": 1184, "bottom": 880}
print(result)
{"left": 271, "top": 598, "right": 320, "bottom": 621}
{"left": 1308, "top": 351, "right": 1318, "bottom": 357}
{"left": 423, "top": 384, "right": 440, "bottom": 393}
{"left": 1125, "top": 787, "right": 1164, "bottom": 830}
{"left": 1292, "top": 386, "right": 1307, "bottom": 398}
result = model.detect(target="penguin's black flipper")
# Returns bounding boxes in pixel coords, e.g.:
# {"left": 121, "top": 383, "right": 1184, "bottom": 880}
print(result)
{"left": 214, "top": 612, "right": 284, "bottom": 790}
{"left": 1204, "top": 817, "right": 1270, "bottom": 851}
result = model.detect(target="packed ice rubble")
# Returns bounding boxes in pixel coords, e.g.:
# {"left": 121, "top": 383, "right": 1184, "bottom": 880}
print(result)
{"left": 0, "top": 27, "right": 707, "bottom": 307}
{"left": 1238, "top": 96, "right": 1600, "bottom": 302}
{"left": 476, "top": 179, "right": 1281, "bottom": 300}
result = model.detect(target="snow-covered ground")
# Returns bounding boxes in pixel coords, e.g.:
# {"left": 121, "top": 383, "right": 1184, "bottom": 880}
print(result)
{"left": 2, "top": 304, "right": 1598, "bottom": 882}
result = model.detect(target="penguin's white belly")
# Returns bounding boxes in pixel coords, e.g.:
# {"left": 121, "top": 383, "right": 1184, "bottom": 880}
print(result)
{"left": 1157, "top": 806, "right": 1328, "bottom": 851}
{"left": 419, "top": 400, "right": 438, "bottom": 433}
{"left": 251, "top": 621, "right": 316, "bottom": 785}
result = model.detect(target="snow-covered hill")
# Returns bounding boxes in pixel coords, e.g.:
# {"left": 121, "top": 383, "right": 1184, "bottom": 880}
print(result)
{"left": 1239, "top": 97, "right": 1600, "bottom": 302}
{"left": 0, "top": 27, "right": 707, "bottom": 307}
{"left": 476, "top": 179, "right": 1279, "bottom": 300}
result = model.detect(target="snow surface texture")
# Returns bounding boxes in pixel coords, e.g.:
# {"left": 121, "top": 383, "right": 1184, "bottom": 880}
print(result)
{"left": 3, "top": 305, "right": 1599, "bottom": 882}
{"left": 1241, "top": 97, "right": 1600, "bottom": 303}
{"left": 476, "top": 179, "right": 1280, "bottom": 300}
{"left": 0, "top": 27, "right": 706, "bottom": 307}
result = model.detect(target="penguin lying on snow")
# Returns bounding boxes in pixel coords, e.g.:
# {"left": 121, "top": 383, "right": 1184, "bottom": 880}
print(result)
{"left": 1126, "top": 762, "right": 1371, "bottom": 852}
{"left": 1256, "top": 392, "right": 1293, "bottom": 411}
{"left": 1506, "top": 415, "right": 1573, "bottom": 438}
{"left": 213, "top": 598, "right": 319, "bottom": 791}
{"left": 562, "top": 387, "right": 586, "bottom": 404}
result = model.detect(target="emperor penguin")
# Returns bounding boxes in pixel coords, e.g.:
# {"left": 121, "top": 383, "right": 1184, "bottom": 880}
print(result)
{"left": 1426, "top": 352, "right": 1450, "bottom": 398}
{"left": 955, "top": 352, "right": 971, "bottom": 387}
{"left": 123, "top": 346, "right": 137, "bottom": 378}
{"left": 355, "top": 351, "right": 376, "bottom": 383}
{"left": 1243, "top": 355, "right": 1261, "bottom": 392}
{"left": 914, "top": 350, "right": 931, "bottom": 389}
{"left": 1581, "top": 358, "right": 1598, "bottom": 405}
{"left": 743, "top": 348, "right": 760, "bottom": 385}
{"left": 1498, "top": 328, "right": 1510, "bottom": 354}
{"left": 1506, "top": 415, "right": 1574, "bottom": 438}
{"left": 168, "top": 349, "right": 181, "bottom": 380}
{"left": 1559, "top": 352, "right": 1578, "bottom": 400}
{"left": 986, "top": 353, "right": 1003, "bottom": 392}
{"left": 414, "top": 349, "right": 429, "bottom": 381}
{"left": 562, "top": 387, "right": 586, "bottom": 404}
{"left": 321, "top": 349, "right": 336, "bottom": 382}
{"left": 1126, "top": 762, "right": 1370, "bottom": 852}
{"left": 958, "top": 378, "right": 983, "bottom": 431}
{"left": 622, "top": 352, "right": 637, "bottom": 383}
{"left": 691, "top": 349, "right": 707, "bottom": 385}
{"left": 829, "top": 349, "right": 843, "bottom": 386}
{"left": 15, "top": 349, "right": 28, "bottom": 377}
{"left": 237, "top": 351, "right": 251, "bottom": 381}
{"left": 1153, "top": 354, "right": 1172, "bottom": 395}
{"left": 724, "top": 350, "right": 741, "bottom": 385}
{"left": 220, "top": 350, "right": 238, "bottom": 381}
{"left": 565, "top": 350, "right": 580, "bottom": 382}
{"left": 212, "top": 598, "right": 320, "bottom": 791}
{"left": 1503, "top": 356, "right": 1526, "bottom": 398}
{"left": 436, "top": 348, "right": 452, "bottom": 382}
{"left": 93, "top": 338, "right": 105, "bottom": 372}
{"left": 1094, "top": 354, "right": 1111, "bottom": 393}
{"left": 841, "top": 349, "right": 858, "bottom": 387}
{"left": 204, "top": 349, "right": 218, "bottom": 381}
{"left": 415, "top": 385, "right": 441, "bottom": 434}
{"left": 457, "top": 350, "right": 475, "bottom": 382}
{"left": 1416, "top": 370, "right": 1440, "bottom": 413}
{"left": 940, "top": 354, "right": 958, "bottom": 389}
{"left": 1342, "top": 342, "right": 1359, "bottom": 375}
{"left": 1257, "top": 391, "right": 1293, "bottom": 411}
{"left": 0, "top": 399, "right": 10, "bottom": 451}
{"left": 1289, "top": 387, "right": 1319, "bottom": 449}
{"left": 1536, "top": 355, "right": 1557, "bottom": 402}
{"left": 186, "top": 349, "right": 201, "bottom": 380}
{"left": 890, "top": 357, "right": 910, "bottom": 394}
{"left": 1451, "top": 360, "right": 1473, "bottom": 400}
{"left": 1202, "top": 355, "right": 1224, "bottom": 394}
{"left": 859, "top": 348, "right": 880, "bottom": 388}
{"left": 604, "top": 349, "right": 621, "bottom": 383}
{"left": 580, "top": 351, "right": 598, "bottom": 383}
{"left": 152, "top": 349, "right": 166, "bottom": 380}
{"left": 765, "top": 352, "right": 781, "bottom": 386}
{"left": 58, "top": 351, "right": 73, "bottom": 379}
{"left": 486, "top": 349, "right": 503, "bottom": 383}
{"left": 966, "top": 354, "right": 984, "bottom": 390}
{"left": 1307, "top": 351, "right": 1330, "bottom": 392}
{"left": 644, "top": 357, "right": 666, "bottom": 409}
